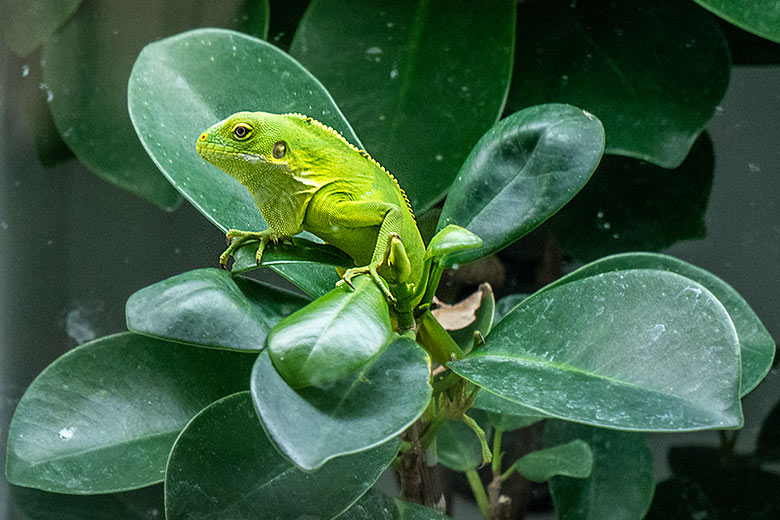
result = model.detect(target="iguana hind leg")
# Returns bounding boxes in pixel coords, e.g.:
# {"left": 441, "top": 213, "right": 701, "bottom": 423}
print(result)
{"left": 338, "top": 233, "right": 409, "bottom": 303}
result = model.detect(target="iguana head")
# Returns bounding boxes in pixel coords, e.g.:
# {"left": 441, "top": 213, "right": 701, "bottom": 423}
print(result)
{"left": 196, "top": 111, "right": 296, "bottom": 184}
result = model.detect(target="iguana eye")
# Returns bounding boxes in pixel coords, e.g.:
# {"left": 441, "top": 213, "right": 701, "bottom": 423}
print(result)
{"left": 273, "top": 141, "right": 287, "bottom": 159}
{"left": 232, "top": 124, "right": 253, "bottom": 140}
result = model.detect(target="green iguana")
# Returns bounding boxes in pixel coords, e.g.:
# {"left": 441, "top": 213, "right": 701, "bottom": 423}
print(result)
{"left": 196, "top": 111, "right": 426, "bottom": 327}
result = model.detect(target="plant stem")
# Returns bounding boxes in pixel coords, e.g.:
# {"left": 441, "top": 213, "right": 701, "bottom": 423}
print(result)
{"left": 466, "top": 468, "right": 490, "bottom": 520}
{"left": 398, "top": 418, "right": 445, "bottom": 511}
{"left": 491, "top": 428, "right": 504, "bottom": 475}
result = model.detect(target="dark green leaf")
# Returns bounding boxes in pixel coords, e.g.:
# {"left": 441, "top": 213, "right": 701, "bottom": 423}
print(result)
{"left": 338, "top": 489, "right": 451, "bottom": 520}
{"left": 290, "top": 0, "right": 516, "bottom": 211}
{"left": 10, "top": 484, "right": 164, "bottom": 520}
{"left": 165, "top": 392, "right": 399, "bottom": 520}
{"left": 128, "top": 27, "right": 359, "bottom": 290}
{"left": 509, "top": 0, "right": 730, "bottom": 168}
{"left": 267, "top": 275, "right": 392, "bottom": 388}
{"left": 542, "top": 252, "right": 775, "bottom": 396}
{"left": 512, "top": 440, "right": 593, "bottom": 483}
{"left": 42, "top": 0, "right": 270, "bottom": 209}
{"left": 435, "top": 419, "right": 482, "bottom": 472}
{"left": 695, "top": 0, "right": 780, "bottom": 43}
{"left": 0, "top": 0, "right": 81, "bottom": 55}
{"left": 232, "top": 237, "right": 353, "bottom": 273}
{"left": 252, "top": 337, "right": 431, "bottom": 470}
{"left": 5, "top": 333, "right": 255, "bottom": 493}
{"left": 126, "top": 268, "right": 309, "bottom": 352}
{"left": 231, "top": 238, "right": 351, "bottom": 298}
{"left": 544, "top": 421, "right": 654, "bottom": 520}
{"left": 550, "top": 134, "right": 713, "bottom": 262}
{"left": 472, "top": 391, "right": 548, "bottom": 431}
{"left": 437, "top": 104, "right": 604, "bottom": 267}
{"left": 450, "top": 270, "right": 742, "bottom": 431}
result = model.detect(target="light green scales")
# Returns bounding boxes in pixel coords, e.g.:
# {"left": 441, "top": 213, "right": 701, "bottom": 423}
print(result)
{"left": 196, "top": 111, "right": 426, "bottom": 326}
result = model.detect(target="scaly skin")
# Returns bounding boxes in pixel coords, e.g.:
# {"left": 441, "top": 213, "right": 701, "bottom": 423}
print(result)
{"left": 196, "top": 111, "right": 426, "bottom": 327}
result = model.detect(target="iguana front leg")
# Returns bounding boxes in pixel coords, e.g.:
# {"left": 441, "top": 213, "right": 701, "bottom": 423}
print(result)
{"left": 220, "top": 228, "right": 286, "bottom": 268}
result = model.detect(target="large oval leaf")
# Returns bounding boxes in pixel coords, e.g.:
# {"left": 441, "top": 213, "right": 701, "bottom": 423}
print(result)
{"left": 267, "top": 275, "right": 393, "bottom": 388}
{"left": 252, "top": 336, "right": 430, "bottom": 470}
{"left": 695, "top": 0, "right": 780, "bottom": 43}
{"left": 437, "top": 104, "right": 604, "bottom": 267}
{"left": 508, "top": 0, "right": 730, "bottom": 168}
{"left": 544, "top": 421, "right": 654, "bottom": 520}
{"left": 5, "top": 333, "right": 255, "bottom": 494}
{"left": 290, "top": 0, "right": 516, "bottom": 211}
{"left": 43, "top": 0, "right": 270, "bottom": 209}
{"left": 449, "top": 270, "right": 742, "bottom": 431}
{"left": 543, "top": 252, "right": 775, "bottom": 396}
{"left": 126, "top": 268, "right": 309, "bottom": 352}
{"left": 128, "top": 27, "right": 359, "bottom": 289}
{"left": 165, "top": 392, "right": 399, "bottom": 520}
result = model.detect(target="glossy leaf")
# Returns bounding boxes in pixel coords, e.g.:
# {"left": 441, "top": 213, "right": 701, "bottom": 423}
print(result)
{"left": 42, "top": 0, "right": 270, "bottom": 209}
{"left": 165, "top": 392, "right": 399, "bottom": 520}
{"left": 544, "top": 421, "right": 654, "bottom": 520}
{"left": 435, "top": 420, "right": 482, "bottom": 472}
{"left": 695, "top": 0, "right": 780, "bottom": 43}
{"left": 550, "top": 134, "right": 713, "bottom": 262}
{"left": 509, "top": 0, "right": 730, "bottom": 168}
{"left": 512, "top": 440, "right": 593, "bottom": 483}
{"left": 10, "top": 484, "right": 164, "bottom": 520}
{"left": 449, "top": 270, "right": 743, "bottom": 431}
{"left": 252, "top": 336, "right": 431, "bottom": 470}
{"left": 339, "top": 489, "right": 451, "bottom": 520}
{"left": 267, "top": 275, "right": 392, "bottom": 388}
{"left": 128, "top": 27, "right": 360, "bottom": 289}
{"left": 0, "top": 0, "right": 81, "bottom": 55}
{"left": 542, "top": 252, "right": 775, "bottom": 396}
{"left": 472, "top": 391, "right": 548, "bottom": 431}
{"left": 231, "top": 238, "right": 351, "bottom": 298}
{"left": 126, "top": 268, "right": 309, "bottom": 352}
{"left": 232, "top": 237, "right": 353, "bottom": 273}
{"left": 290, "top": 0, "right": 516, "bottom": 211}
{"left": 437, "top": 104, "right": 604, "bottom": 267}
{"left": 5, "top": 333, "right": 255, "bottom": 494}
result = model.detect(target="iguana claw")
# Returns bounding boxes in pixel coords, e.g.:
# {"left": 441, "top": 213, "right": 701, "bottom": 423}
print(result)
{"left": 338, "top": 265, "right": 396, "bottom": 304}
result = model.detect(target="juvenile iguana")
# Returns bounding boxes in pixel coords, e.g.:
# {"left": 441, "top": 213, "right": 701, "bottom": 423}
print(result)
{"left": 196, "top": 111, "right": 426, "bottom": 327}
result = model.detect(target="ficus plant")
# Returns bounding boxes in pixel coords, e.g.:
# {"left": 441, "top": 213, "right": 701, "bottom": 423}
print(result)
{"left": 3, "top": 1, "right": 778, "bottom": 519}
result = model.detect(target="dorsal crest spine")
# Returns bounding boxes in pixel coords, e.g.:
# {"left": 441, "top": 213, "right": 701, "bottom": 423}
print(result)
{"left": 283, "top": 112, "right": 415, "bottom": 221}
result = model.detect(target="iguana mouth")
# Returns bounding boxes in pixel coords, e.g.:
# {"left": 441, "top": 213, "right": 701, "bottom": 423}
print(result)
{"left": 196, "top": 140, "right": 267, "bottom": 164}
